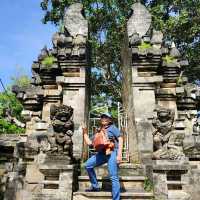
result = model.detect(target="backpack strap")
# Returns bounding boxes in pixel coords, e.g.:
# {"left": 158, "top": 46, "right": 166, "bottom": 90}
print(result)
{"left": 105, "top": 125, "right": 119, "bottom": 143}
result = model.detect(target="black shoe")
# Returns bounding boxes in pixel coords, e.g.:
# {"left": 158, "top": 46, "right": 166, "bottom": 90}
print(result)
{"left": 85, "top": 187, "right": 100, "bottom": 192}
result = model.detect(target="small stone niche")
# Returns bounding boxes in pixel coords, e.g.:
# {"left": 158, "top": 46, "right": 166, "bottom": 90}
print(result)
{"left": 23, "top": 157, "right": 35, "bottom": 162}
{"left": 43, "top": 172, "right": 60, "bottom": 189}
{"left": 44, "top": 175, "right": 59, "bottom": 181}
{"left": 63, "top": 68, "right": 80, "bottom": 77}
{"left": 0, "top": 146, "right": 14, "bottom": 159}
{"left": 167, "top": 170, "right": 187, "bottom": 191}
{"left": 167, "top": 170, "right": 182, "bottom": 181}
{"left": 44, "top": 184, "right": 59, "bottom": 189}
{"left": 189, "top": 157, "right": 200, "bottom": 161}
{"left": 168, "top": 184, "right": 182, "bottom": 190}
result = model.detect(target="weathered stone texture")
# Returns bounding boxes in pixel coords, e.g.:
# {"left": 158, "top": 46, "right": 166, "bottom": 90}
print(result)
{"left": 127, "top": 3, "right": 152, "bottom": 39}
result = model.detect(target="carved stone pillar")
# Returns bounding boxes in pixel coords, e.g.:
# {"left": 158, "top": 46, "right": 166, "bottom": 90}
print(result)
{"left": 127, "top": 3, "right": 162, "bottom": 162}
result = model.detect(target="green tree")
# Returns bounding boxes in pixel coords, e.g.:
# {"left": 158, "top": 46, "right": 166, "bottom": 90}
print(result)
{"left": 10, "top": 66, "right": 31, "bottom": 88}
{"left": 149, "top": 0, "right": 200, "bottom": 81}
{"left": 0, "top": 73, "right": 31, "bottom": 134}
{"left": 10, "top": 75, "right": 30, "bottom": 88}
{"left": 0, "top": 91, "right": 25, "bottom": 134}
{"left": 40, "top": 0, "right": 200, "bottom": 97}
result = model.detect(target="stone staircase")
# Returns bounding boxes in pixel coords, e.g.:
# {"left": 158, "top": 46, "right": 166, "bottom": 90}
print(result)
{"left": 73, "top": 163, "right": 154, "bottom": 200}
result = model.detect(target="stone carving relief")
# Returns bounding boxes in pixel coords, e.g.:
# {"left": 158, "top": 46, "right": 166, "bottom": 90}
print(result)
{"left": 16, "top": 104, "right": 74, "bottom": 161}
{"left": 49, "top": 104, "right": 74, "bottom": 156}
{"left": 152, "top": 107, "right": 185, "bottom": 160}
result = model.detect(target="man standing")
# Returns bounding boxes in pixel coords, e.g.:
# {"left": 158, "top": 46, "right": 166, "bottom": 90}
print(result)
{"left": 82, "top": 113, "right": 123, "bottom": 200}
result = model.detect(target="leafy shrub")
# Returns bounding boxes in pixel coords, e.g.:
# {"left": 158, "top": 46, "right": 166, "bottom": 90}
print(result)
{"left": 41, "top": 55, "right": 57, "bottom": 67}
{"left": 144, "top": 177, "right": 153, "bottom": 192}
{"left": 0, "top": 92, "right": 25, "bottom": 134}
{"left": 0, "top": 118, "right": 25, "bottom": 134}
{"left": 0, "top": 92, "right": 23, "bottom": 119}
{"left": 11, "top": 75, "right": 30, "bottom": 88}
{"left": 176, "top": 76, "right": 184, "bottom": 86}
{"left": 162, "top": 55, "right": 176, "bottom": 63}
{"left": 138, "top": 42, "right": 152, "bottom": 51}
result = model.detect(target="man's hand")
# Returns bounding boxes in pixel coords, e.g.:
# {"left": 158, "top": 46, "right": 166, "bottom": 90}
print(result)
{"left": 81, "top": 122, "right": 88, "bottom": 135}
{"left": 82, "top": 127, "right": 88, "bottom": 134}
{"left": 81, "top": 122, "right": 92, "bottom": 146}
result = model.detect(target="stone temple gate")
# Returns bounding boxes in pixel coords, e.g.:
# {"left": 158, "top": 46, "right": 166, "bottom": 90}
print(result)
{"left": 1, "top": 2, "right": 200, "bottom": 200}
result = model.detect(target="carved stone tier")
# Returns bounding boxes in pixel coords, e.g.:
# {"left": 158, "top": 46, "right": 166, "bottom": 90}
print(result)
{"left": 15, "top": 154, "right": 75, "bottom": 200}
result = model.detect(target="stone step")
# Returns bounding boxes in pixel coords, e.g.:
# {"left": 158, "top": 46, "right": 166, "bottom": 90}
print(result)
{"left": 73, "top": 191, "right": 154, "bottom": 200}
{"left": 78, "top": 176, "right": 146, "bottom": 191}
{"left": 168, "top": 190, "right": 191, "bottom": 200}
{"left": 81, "top": 163, "right": 145, "bottom": 177}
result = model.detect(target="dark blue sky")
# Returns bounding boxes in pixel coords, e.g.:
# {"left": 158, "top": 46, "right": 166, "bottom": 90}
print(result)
{"left": 0, "top": 0, "right": 57, "bottom": 91}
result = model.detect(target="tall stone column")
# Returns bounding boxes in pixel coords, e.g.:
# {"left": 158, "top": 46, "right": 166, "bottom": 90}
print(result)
{"left": 55, "top": 3, "right": 90, "bottom": 160}
{"left": 57, "top": 64, "right": 89, "bottom": 160}
{"left": 127, "top": 3, "right": 163, "bottom": 162}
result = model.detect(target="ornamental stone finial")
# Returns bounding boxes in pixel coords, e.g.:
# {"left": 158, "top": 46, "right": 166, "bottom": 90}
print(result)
{"left": 127, "top": 2, "right": 152, "bottom": 39}
{"left": 63, "top": 3, "right": 88, "bottom": 37}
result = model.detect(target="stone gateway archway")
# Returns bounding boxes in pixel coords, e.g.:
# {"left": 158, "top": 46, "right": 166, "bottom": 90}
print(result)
{"left": 0, "top": 2, "right": 200, "bottom": 200}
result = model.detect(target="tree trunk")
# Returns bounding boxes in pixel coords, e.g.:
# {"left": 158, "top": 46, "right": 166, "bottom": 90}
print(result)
{"left": 121, "top": 25, "right": 140, "bottom": 163}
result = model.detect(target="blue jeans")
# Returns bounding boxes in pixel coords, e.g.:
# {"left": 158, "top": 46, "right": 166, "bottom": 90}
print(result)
{"left": 84, "top": 150, "right": 120, "bottom": 200}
